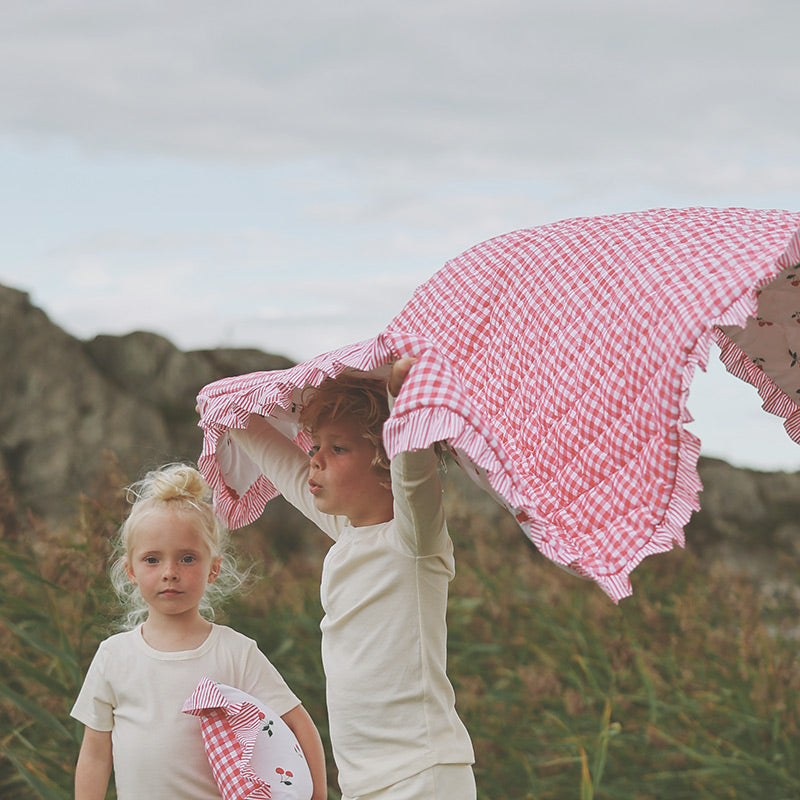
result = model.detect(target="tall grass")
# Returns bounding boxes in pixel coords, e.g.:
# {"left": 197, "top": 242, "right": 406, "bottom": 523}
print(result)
{"left": 0, "top": 476, "right": 123, "bottom": 800}
{"left": 1, "top": 479, "right": 798, "bottom": 799}
{"left": 444, "top": 511, "right": 800, "bottom": 799}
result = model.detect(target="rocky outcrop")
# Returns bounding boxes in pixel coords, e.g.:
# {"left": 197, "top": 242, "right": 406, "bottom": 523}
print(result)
{"left": 685, "top": 458, "right": 800, "bottom": 581}
{"left": 0, "top": 285, "right": 291, "bottom": 521}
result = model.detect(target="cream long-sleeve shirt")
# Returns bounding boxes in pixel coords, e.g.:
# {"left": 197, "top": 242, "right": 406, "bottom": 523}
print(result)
{"left": 224, "top": 415, "right": 474, "bottom": 797}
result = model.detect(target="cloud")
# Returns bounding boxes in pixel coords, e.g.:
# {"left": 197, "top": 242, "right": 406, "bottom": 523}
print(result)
{"left": 1, "top": 0, "right": 798, "bottom": 470}
{"left": 2, "top": 0, "right": 798, "bottom": 170}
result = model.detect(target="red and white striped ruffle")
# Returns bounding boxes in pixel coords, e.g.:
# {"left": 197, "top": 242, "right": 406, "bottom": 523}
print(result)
{"left": 197, "top": 207, "right": 800, "bottom": 602}
{"left": 183, "top": 677, "right": 271, "bottom": 799}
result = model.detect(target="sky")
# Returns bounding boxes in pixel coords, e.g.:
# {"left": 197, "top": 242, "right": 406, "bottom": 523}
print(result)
{"left": 1, "top": 0, "right": 799, "bottom": 471}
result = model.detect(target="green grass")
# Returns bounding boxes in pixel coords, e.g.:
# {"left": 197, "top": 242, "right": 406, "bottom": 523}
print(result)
{"left": 1, "top": 482, "right": 798, "bottom": 799}
{"left": 444, "top": 513, "right": 800, "bottom": 799}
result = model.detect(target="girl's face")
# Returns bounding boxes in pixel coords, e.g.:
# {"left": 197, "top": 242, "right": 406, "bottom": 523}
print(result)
{"left": 307, "top": 415, "right": 394, "bottom": 526}
{"left": 125, "top": 507, "right": 221, "bottom": 623}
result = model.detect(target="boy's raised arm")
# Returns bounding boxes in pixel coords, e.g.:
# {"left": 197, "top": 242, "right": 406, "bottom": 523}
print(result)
{"left": 228, "top": 414, "right": 343, "bottom": 538}
{"left": 387, "top": 357, "right": 451, "bottom": 556}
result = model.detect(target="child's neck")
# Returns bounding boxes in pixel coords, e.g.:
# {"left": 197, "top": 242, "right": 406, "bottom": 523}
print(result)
{"left": 141, "top": 611, "right": 213, "bottom": 652}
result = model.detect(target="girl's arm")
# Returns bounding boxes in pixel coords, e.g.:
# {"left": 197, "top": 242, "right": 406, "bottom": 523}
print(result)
{"left": 74, "top": 726, "right": 112, "bottom": 800}
{"left": 281, "top": 704, "right": 328, "bottom": 800}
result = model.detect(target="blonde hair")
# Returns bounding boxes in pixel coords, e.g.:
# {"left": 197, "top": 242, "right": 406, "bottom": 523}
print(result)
{"left": 109, "top": 463, "right": 249, "bottom": 630}
{"left": 299, "top": 374, "right": 391, "bottom": 481}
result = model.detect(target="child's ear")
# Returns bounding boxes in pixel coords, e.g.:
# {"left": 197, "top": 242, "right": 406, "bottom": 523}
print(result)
{"left": 125, "top": 561, "right": 137, "bottom": 585}
{"left": 208, "top": 557, "right": 222, "bottom": 584}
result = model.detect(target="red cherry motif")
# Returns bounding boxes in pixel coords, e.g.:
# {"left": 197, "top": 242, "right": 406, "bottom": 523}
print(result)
{"left": 276, "top": 766, "right": 293, "bottom": 785}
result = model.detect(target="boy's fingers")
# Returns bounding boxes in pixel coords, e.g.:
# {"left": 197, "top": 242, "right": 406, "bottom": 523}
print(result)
{"left": 389, "top": 357, "right": 417, "bottom": 395}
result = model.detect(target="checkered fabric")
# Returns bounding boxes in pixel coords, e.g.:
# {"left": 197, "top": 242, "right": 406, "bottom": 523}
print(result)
{"left": 198, "top": 207, "right": 800, "bottom": 601}
{"left": 182, "top": 678, "right": 271, "bottom": 800}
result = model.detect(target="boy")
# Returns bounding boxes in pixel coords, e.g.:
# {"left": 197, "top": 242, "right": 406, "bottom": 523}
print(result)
{"left": 221, "top": 358, "right": 475, "bottom": 799}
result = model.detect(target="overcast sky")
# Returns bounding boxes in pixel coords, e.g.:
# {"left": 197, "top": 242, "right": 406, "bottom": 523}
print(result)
{"left": 2, "top": 0, "right": 799, "bottom": 470}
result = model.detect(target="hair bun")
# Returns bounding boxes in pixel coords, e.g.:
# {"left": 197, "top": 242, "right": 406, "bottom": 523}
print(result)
{"left": 129, "top": 463, "right": 212, "bottom": 505}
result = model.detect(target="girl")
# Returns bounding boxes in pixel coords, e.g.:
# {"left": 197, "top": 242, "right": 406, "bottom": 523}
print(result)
{"left": 215, "top": 359, "right": 476, "bottom": 800}
{"left": 71, "top": 463, "right": 327, "bottom": 800}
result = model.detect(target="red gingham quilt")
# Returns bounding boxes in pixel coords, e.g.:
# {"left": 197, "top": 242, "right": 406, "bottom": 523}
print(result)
{"left": 197, "top": 207, "right": 800, "bottom": 601}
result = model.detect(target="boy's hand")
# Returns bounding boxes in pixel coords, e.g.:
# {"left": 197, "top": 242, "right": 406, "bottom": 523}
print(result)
{"left": 389, "top": 357, "right": 417, "bottom": 397}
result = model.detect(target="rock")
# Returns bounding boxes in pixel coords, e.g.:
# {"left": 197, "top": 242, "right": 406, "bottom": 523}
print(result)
{"left": 689, "top": 458, "right": 800, "bottom": 564}
{"left": 0, "top": 287, "right": 167, "bottom": 519}
{"left": 0, "top": 285, "right": 291, "bottom": 521}
{"left": 84, "top": 331, "right": 292, "bottom": 460}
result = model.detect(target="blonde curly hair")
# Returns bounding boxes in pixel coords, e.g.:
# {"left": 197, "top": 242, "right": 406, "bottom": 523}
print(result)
{"left": 109, "top": 463, "right": 250, "bottom": 630}
{"left": 299, "top": 374, "right": 391, "bottom": 481}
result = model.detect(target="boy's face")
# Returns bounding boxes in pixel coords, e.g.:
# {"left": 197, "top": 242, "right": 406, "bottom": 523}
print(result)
{"left": 308, "top": 415, "right": 393, "bottom": 527}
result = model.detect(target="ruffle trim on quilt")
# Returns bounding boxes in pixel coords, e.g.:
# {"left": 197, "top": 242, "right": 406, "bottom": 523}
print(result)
{"left": 714, "top": 330, "right": 800, "bottom": 444}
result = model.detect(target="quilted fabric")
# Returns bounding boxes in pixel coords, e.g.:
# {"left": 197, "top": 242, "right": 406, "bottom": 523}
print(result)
{"left": 182, "top": 678, "right": 313, "bottom": 800}
{"left": 182, "top": 678, "right": 271, "bottom": 800}
{"left": 197, "top": 207, "right": 800, "bottom": 601}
